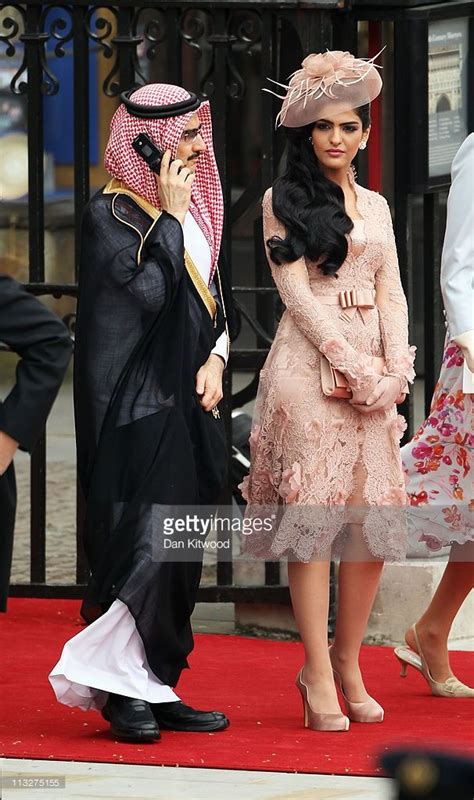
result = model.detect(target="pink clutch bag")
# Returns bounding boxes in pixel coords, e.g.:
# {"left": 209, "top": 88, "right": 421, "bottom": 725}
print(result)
{"left": 320, "top": 355, "right": 404, "bottom": 401}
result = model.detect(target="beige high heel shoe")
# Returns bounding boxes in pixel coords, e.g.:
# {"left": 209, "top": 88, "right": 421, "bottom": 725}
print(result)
{"left": 394, "top": 624, "right": 474, "bottom": 698}
{"left": 332, "top": 667, "right": 384, "bottom": 723}
{"left": 295, "top": 668, "right": 350, "bottom": 732}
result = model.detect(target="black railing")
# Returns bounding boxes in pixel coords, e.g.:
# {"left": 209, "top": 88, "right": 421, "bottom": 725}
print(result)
{"left": 1, "top": 0, "right": 469, "bottom": 604}
{"left": 2, "top": 0, "right": 336, "bottom": 603}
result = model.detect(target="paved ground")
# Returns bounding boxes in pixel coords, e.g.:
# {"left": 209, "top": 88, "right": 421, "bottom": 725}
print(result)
{"left": 11, "top": 386, "right": 77, "bottom": 585}
{"left": 1, "top": 759, "right": 393, "bottom": 800}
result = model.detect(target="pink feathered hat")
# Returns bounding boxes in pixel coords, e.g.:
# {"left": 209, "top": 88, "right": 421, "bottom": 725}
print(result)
{"left": 266, "top": 49, "right": 383, "bottom": 128}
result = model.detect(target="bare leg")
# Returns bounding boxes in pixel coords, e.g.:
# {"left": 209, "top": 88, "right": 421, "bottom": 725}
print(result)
{"left": 288, "top": 559, "right": 343, "bottom": 714}
{"left": 330, "top": 460, "right": 384, "bottom": 701}
{"left": 405, "top": 541, "right": 474, "bottom": 682}
{"left": 330, "top": 527, "right": 384, "bottom": 701}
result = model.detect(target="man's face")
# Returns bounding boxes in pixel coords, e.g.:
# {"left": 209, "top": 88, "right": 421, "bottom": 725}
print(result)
{"left": 175, "top": 113, "right": 207, "bottom": 172}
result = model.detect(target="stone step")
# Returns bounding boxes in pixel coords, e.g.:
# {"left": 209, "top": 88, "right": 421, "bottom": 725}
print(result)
{"left": 235, "top": 560, "right": 474, "bottom": 646}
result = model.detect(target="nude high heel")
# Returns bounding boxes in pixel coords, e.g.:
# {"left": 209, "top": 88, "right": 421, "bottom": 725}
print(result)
{"left": 331, "top": 667, "right": 384, "bottom": 723}
{"left": 295, "top": 668, "right": 350, "bottom": 732}
{"left": 394, "top": 624, "right": 474, "bottom": 698}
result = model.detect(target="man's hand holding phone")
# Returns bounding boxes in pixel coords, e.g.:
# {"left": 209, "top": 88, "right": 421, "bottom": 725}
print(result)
{"left": 155, "top": 150, "right": 194, "bottom": 226}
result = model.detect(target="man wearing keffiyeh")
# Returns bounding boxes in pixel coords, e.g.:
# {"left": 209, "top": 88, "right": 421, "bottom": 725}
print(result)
{"left": 49, "top": 84, "right": 235, "bottom": 741}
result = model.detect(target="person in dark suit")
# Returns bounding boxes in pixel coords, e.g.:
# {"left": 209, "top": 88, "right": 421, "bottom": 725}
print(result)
{"left": 0, "top": 274, "right": 72, "bottom": 611}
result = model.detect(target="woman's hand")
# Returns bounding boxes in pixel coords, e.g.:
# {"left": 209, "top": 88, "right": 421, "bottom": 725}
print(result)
{"left": 350, "top": 376, "right": 403, "bottom": 414}
{"left": 349, "top": 379, "right": 379, "bottom": 406}
{"left": 155, "top": 150, "right": 194, "bottom": 225}
{"left": 196, "top": 354, "right": 224, "bottom": 412}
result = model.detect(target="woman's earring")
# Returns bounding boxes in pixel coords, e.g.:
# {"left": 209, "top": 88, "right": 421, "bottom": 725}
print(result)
{"left": 359, "top": 140, "right": 367, "bottom": 151}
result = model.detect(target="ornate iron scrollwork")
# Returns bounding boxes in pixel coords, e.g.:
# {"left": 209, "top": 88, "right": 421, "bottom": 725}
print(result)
{"left": 0, "top": 4, "right": 74, "bottom": 96}
{"left": 226, "top": 9, "right": 262, "bottom": 100}
{"left": 179, "top": 7, "right": 209, "bottom": 59}
{"left": 0, "top": 4, "right": 26, "bottom": 93}
{"left": 41, "top": 3, "right": 73, "bottom": 59}
{"left": 178, "top": 7, "right": 262, "bottom": 101}
{"left": 179, "top": 8, "right": 221, "bottom": 97}
{"left": 85, "top": 6, "right": 116, "bottom": 60}
{"left": 85, "top": 6, "right": 121, "bottom": 96}
{"left": 134, "top": 6, "right": 167, "bottom": 63}
{"left": 84, "top": 6, "right": 145, "bottom": 96}
{"left": 108, "top": 34, "right": 145, "bottom": 95}
{"left": 37, "top": 4, "right": 74, "bottom": 95}
{"left": 0, "top": 4, "right": 25, "bottom": 58}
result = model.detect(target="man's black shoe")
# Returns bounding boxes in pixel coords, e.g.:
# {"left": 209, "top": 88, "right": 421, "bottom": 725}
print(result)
{"left": 151, "top": 701, "right": 230, "bottom": 732}
{"left": 101, "top": 694, "right": 161, "bottom": 741}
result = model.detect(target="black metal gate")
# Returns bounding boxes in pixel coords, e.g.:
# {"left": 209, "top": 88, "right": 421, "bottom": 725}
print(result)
{"left": 1, "top": 0, "right": 471, "bottom": 602}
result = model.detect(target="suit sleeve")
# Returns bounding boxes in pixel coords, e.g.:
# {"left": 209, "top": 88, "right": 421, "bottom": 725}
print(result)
{"left": 0, "top": 275, "right": 72, "bottom": 451}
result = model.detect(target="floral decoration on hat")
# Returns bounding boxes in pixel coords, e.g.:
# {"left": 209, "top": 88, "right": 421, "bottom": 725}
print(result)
{"left": 265, "top": 49, "right": 384, "bottom": 128}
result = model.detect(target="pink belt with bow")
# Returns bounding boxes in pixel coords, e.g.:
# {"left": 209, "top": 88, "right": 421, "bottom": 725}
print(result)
{"left": 315, "top": 288, "right": 376, "bottom": 323}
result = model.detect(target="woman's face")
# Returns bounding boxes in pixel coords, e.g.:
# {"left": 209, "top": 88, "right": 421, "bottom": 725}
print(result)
{"left": 309, "top": 109, "right": 369, "bottom": 173}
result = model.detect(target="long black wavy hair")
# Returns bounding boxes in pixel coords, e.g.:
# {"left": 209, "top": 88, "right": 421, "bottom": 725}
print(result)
{"left": 267, "top": 104, "right": 371, "bottom": 277}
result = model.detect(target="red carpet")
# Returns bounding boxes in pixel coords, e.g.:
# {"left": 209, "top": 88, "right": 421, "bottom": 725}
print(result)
{"left": 1, "top": 599, "right": 473, "bottom": 776}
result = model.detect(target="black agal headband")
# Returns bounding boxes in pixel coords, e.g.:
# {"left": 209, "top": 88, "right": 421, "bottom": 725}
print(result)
{"left": 120, "top": 89, "right": 202, "bottom": 119}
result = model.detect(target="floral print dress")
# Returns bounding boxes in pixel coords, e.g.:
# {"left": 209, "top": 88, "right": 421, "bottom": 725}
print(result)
{"left": 241, "top": 174, "right": 416, "bottom": 561}
{"left": 401, "top": 338, "right": 473, "bottom": 550}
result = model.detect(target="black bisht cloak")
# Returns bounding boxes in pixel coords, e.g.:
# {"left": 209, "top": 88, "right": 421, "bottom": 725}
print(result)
{"left": 74, "top": 181, "right": 235, "bottom": 686}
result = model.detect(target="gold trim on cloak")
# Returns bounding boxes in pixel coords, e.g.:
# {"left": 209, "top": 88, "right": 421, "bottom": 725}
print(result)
{"left": 103, "top": 178, "right": 217, "bottom": 323}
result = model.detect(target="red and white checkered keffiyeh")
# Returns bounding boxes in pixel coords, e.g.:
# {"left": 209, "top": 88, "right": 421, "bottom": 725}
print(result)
{"left": 104, "top": 83, "right": 223, "bottom": 282}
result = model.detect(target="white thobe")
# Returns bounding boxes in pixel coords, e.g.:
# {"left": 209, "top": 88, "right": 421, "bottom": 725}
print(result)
{"left": 183, "top": 211, "right": 229, "bottom": 364}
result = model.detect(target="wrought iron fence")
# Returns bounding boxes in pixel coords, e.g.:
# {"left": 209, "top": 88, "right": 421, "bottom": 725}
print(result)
{"left": 1, "top": 0, "right": 341, "bottom": 604}
{"left": 1, "top": 0, "right": 466, "bottom": 606}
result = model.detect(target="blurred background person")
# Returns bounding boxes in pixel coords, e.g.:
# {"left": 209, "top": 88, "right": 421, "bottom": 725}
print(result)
{"left": 0, "top": 274, "right": 72, "bottom": 612}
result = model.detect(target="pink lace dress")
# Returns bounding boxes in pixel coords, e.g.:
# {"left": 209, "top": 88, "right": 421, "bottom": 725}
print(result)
{"left": 241, "top": 176, "right": 416, "bottom": 561}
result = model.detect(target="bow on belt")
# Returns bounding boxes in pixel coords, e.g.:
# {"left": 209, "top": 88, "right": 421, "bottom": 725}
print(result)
{"left": 315, "top": 288, "right": 376, "bottom": 324}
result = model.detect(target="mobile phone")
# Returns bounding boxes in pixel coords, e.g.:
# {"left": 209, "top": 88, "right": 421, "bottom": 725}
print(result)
{"left": 132, "top": 132, "right": 163, "bottom": 173}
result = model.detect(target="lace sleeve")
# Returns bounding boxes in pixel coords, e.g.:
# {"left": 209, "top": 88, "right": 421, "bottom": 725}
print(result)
{"left": 263, "top": 189, "right": 379, "bottom": 392}
{"left": 375, "top": 196, "right": 416, "bottom": 393}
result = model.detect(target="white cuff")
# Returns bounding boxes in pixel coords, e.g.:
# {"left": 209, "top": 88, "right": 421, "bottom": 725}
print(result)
{"left": 211, "top": 331, "right": 229, "bottom": 366}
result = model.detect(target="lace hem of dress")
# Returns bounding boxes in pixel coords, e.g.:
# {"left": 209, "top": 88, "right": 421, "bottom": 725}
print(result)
{"left": 242, "top": 502, "right": 408, "bottom": 563}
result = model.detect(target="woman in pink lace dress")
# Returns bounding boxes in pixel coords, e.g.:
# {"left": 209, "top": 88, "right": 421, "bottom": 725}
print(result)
{"left": 241, "top": 52, "right": 415, "bottom": 732}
